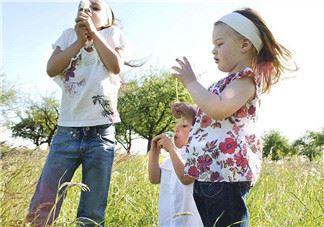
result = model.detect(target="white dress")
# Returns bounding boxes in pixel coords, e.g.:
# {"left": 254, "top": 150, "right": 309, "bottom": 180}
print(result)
{"left": 158, "top": 147, "right": 203, "bottom": 227}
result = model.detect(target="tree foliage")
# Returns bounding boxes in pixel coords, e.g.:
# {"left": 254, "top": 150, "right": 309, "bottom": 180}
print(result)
{"left": 0, "top": 74, "right": 18, "bottom": 124}
{"left": 116, "top": 71, "right": 193, "bottom": 152}
{"left": 11, "top": 96, "right": 59, "bottom": 147}
{"left": 115, "top": 81, "right": 138, "bottom": 153}
{"left": 292, "top": 129, "right": 324, "bottom": 161}
{"left": 262, "top": 130, "right": 292, "bottom": 160}
{"left": 0, "top": 74, "right": 17, "bottom": 107}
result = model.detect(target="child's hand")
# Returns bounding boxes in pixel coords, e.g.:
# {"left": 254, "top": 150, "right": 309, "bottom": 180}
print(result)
{"left": 74, "top": 21, "right": 88, "bottom": 46}
{"left": 155, "top": 134, "right": 174, "bottom": 153}
{"left": 150, "top": 136, "right": 162, "bottom": 154}
{"left": 172, "top": 57, "right": 197, "bottom": 86}
{"left": 171, "top": 103, "right": 196, "bottom": 123}
{"left": 75, "top": 11, "right": 97, "bottom": 41}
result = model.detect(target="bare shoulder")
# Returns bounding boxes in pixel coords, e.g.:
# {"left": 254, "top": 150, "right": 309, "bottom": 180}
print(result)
{"left": 224, "top": 75, "right": 256, "bottom": 101}
{"left": 233, "top": 75, "right": 255, "bottom": 91}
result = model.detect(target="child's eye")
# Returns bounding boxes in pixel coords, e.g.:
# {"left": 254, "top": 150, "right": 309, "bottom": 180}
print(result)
{"left": 91, "top": 6, "right": 100, "bottom": 11}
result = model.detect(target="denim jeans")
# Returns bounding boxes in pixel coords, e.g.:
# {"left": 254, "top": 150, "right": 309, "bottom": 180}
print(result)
{"left": 26, "top": 124, "right": 115, "bottom": 227}
{"left": 193, "top": 181, "right": 251, "bottom": 227}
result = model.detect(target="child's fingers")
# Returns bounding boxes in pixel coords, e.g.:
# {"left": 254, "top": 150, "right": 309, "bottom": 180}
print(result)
{"left": 75, "top": 14, "right": 88, "bottom": 23}
{"left": 183, "top": 57, "right": 191, "bottom": 67}
{"left": 152, "top": 135, "right": 160, "bottom": 142}
{"left": 176, "top": 58, "right": 185, "bottom": 67}
{"left": 157, "top": 140, "right": 163, "bottom": 148}
{"left": 171, "top": 66, "right": 182, "bottom": 72}
{"left": 78, "top": 11, "right": 90, "bottom": 18}
{"left": 171, "top": 103, "right": 184, "bottom": 114}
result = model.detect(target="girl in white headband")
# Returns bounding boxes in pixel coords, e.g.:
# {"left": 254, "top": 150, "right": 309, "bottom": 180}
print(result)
{"left": 172, "top": 8, "right": 295, "bottom": 227}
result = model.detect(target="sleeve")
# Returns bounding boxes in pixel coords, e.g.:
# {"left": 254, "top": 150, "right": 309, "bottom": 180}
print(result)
{"left": 107, "top": 26, "right": 128, "bottom": 50}
{"left": 51, "top": 28, "right": 75, "bottom": 51}
{"left": 234, "top": 67, "right": 262, "bottom": 98}
{"left": 50, "top": 29, "right": 72, "bottom": 87}
{"left": 106, "top": 26, "right": 130, "bottom": 68}
{"left": 51, "top": 28, "right": 76, "bottom": 86}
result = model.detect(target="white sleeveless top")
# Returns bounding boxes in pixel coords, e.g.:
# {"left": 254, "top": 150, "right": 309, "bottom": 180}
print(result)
{"left": 158, "top": 147, "right": 203, "bottom": 227}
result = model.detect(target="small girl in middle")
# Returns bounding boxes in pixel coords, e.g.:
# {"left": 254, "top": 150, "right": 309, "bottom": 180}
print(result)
{"left": 148, "top": 118, "right": 203, "bottom": 227}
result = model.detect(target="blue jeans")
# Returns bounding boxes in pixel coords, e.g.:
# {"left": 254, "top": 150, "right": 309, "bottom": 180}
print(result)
{"left": 26, "top": 125, "right": 115, "bottom": 227}
{"left": 193, "top": 181, "right": 250, "bottom": 227}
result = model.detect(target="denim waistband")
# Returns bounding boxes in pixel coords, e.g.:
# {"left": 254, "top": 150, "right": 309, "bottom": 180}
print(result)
{"left": 194, "top": 180, "right": 251, "bottom": 187}
{"left": 57, "top": 124, "right": 114, "bottom": 138}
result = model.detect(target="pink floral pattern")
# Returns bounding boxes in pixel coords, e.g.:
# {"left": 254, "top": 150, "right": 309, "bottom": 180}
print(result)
{"left": 200, "top": 115, "right": 213, "bottom": 128}
{"left": 219, "top": 138, "right": 238, "bottom": 154}
{"left": 197, "top": 154, "right": 213, "bottom": 172}
{"left": 184, "top": 67, "right": 262, "bottom": 184}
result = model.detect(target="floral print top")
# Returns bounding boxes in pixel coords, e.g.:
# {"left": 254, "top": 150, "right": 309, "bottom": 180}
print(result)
{"left": 184, "top": 67, "right": 262, "bottom": 184}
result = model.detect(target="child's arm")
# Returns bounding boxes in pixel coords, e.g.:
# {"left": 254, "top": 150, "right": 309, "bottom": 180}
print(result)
{"left": 156, "top": 134, "right": 195, "bottom": 185}
{"left": 47, "top": 21, "right": 89, "bottom": 77}
{"left": 47, "top": 43, "right": 84, "bottom": 77}
{"left": 76, "top": 12, "right": 123, "bottom": 75}
{"left": 148, "top": 137, "right": 161, "bottom": 184}
{"left": 172, "top": 57, "right": 255, "bottom": 121}
{"left": 92, "top": 31, "right": 123, "bottom": 74}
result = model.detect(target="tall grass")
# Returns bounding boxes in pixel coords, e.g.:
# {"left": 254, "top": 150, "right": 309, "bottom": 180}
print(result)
{"left": 0, "top": 148, "right": 323, "bottom": 226}
{"left": 248, "top": 158, "right": 323, "bottom": 226}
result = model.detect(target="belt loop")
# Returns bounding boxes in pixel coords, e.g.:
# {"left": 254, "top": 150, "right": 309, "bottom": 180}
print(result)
{"left": 96, "top": 125, "right": 102, "bottom": 135}
{"left": 83, "top": 127, "right": 90, "bottom": 136}
{"left": 70, "top": 127, "right": 80, "bottom": 139}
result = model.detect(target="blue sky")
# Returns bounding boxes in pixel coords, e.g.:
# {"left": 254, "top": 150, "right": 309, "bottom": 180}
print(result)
{"left": 2, "top": 0, "right": 324, "bottom": 143}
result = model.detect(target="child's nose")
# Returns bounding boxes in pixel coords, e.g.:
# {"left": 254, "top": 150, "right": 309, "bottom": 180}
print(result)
{"left": 212, "top": 47, "right": 216, "bottom": 55}
{"left": 85, "top": 8, "right": 92, "bottom": 14}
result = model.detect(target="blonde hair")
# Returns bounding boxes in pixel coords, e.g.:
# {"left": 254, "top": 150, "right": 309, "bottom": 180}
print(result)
{"left": 175, "top": 118, "right": 190, "bottom": 127}
{"left": 224, "top": 8, "right": 297, "bottom": 93}
{"left": 101, "top": 1, "right": 115, "bottom": 29}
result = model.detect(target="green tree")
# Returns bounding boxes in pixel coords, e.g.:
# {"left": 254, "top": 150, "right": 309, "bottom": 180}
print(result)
{"left": 11, "top": 96, "right": 59, "bottom": 147}
{"left": 0, "top": 74, "right": 16, "bottom": 107}
{"left": 292, "top": 129, "right": 324, "bottom": 161}
{"left": 116, "top": 71, "right": 192, "bottom": 152}
{"left": 116, "top": 81, "right": 138, "bottom": 153}
{"left": 262, "top": 130, "right": 292, "bottom": 160}
{"left": 0, "top": 74, "right": 18, "bottom": 124}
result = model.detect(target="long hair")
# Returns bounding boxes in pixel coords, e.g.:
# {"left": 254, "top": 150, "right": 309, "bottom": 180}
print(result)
{"left": 235, "top": 8, "right": 297, "bottom": 93}
{"left": 99, "top": 3, "right": 145, "bottom": 68}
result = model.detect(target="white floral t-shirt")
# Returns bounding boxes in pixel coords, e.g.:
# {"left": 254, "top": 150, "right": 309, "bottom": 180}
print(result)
{"left": 52, "top": 26, "right": 126, "bottom": 127}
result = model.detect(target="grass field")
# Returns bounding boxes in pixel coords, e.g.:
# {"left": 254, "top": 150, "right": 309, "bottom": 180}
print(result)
{"left": 0, "top": 148, "right": 323, "bottom": 227}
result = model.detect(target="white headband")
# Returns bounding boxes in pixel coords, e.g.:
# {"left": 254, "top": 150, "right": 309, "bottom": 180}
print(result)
{"left": 218, "top": 12, "right": 263, "bottom": 53}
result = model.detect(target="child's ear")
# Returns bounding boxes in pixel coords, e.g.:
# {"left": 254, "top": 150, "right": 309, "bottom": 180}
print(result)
{"left": 241, "top": 38, "right": 253, "bottom": 53}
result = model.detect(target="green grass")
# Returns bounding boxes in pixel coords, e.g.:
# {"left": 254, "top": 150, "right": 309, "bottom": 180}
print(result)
{"left": 0, "top": 149, "right": 323, "bottom": 227}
